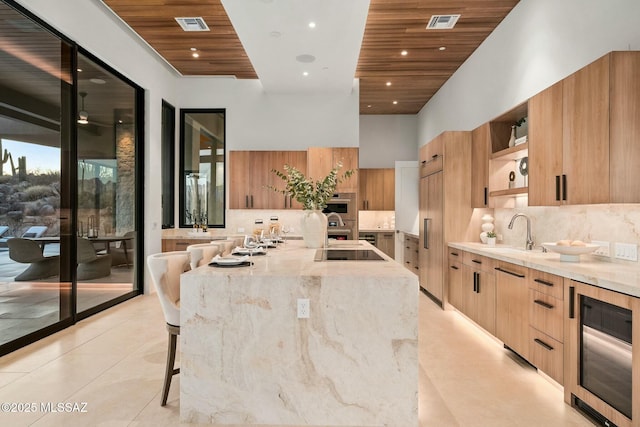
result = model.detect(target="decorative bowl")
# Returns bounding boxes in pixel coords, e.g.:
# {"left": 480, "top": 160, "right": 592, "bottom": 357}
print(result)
{"left": 541, "top": 242, "right": 599, "bottom": 262}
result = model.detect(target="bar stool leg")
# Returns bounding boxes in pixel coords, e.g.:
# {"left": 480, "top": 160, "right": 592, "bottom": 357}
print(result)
{"left": 161, "top": 324, "right": 180, "bottom": 406}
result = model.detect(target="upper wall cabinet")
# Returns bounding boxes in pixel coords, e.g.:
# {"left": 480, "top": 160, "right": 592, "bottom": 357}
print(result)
{"left": 471, "top": 124, "right": 490, "bottom": 208}
{"left": 359, "top": 168, "right": 395, "bottom": 211}
{"left": 229, "top": 150, "right": 307, "bottom": 209}
{"left": 528, "top": 51, "right": 640, "bottom": 205}
{"left": 307, "top": 147, "right": 359, "bottom": 193}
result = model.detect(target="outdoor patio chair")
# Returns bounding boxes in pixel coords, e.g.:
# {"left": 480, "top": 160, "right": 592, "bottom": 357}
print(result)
{"left": 7, "top": 238, "right": 59, "bottom": 281}
{"left": 77, "top": 237, "right": 112, "bottom": 280}
{"left": 21, "top": 225, "right": 48, "bottom": 238}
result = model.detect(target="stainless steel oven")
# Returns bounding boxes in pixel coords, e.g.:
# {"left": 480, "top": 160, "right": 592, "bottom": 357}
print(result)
{"left": 324, "top": 193, "right": 357, "bottom": 240}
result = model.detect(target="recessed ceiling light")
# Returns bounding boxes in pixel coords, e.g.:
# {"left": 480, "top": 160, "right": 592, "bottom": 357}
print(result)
{"left": 190, "top": 47, "right": 197, "bottom": 51}
{"left": 296, "top": 54, "right": 316, "bottom": 63}
{"left": 303, "top": 71, "right": 309, "bottom": 76}
{"left": 192, "top": 52, "right": 200, "bottom": 58}
{"left": 90, "top": 78, "right": 106, "bottom": 85}
{"left": 367, "top": 105, "right": 372, "bottom": 108}
{"left": 401, "top": 50, "right": 408, "bottom": 56}
{"left": 270, "top": 31, "right": 281, "bottom": 38}
{"left": 386, "top": 82, "right": 392, "bottom": 86}
{"left": 77, "top": 68, "right": 83, "bottom": 72}
{"left": 308, "top": 22, "right": 316, "bottom": 29}
{"left": 439, "top": 46, "right": 446, "bottom": 51}
{"left": 393, "top": 101, "right": 398, "bottom": 105}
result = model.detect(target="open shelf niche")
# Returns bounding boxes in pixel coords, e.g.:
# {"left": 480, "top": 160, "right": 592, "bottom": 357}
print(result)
{"left": 488, "top": 101, "right": 529, "bottom": 208}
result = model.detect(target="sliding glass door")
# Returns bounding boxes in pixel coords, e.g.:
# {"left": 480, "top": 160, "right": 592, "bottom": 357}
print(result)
{"left": 0, "top": 2, "right": 74, "bottom": 349}
{"left": 75, "top": 52, "right": 139, "bottom": 315}
{"left": 0, "top": 1, "right": 143, "bottom": 355}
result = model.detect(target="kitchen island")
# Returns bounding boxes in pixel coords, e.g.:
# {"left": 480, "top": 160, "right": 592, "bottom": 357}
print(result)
{"left": 180, "top": 240, "right": 419, "bottom": 426}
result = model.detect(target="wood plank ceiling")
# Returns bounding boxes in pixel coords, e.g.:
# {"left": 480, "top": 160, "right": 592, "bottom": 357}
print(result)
{"left": 102, "top": 0, "right": 519, "bottom": 115}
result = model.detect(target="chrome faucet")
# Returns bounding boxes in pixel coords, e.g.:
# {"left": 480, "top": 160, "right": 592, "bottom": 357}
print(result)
{"left": 508, "top": 213, "right": 534, "bottom": 250}
{"left": 326, "top": 212, "right": 345, "bottom": 227}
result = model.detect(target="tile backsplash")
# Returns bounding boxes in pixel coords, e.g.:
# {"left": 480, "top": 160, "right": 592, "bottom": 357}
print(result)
{"left": 491, "top": 204, "right": 640, "bottom": 261}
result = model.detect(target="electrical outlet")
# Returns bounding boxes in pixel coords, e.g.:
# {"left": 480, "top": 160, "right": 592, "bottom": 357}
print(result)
{"left": 591, "top": 240, "right": 610, "bottom": 257}
{"left": 614, "top": 242, "right": 638, "bottom": 261}
{"left": 297, "top": 298, "right": 310, "bottom": 318}
{"left": 237, "top": 227, "right": 245, "bottom": 233}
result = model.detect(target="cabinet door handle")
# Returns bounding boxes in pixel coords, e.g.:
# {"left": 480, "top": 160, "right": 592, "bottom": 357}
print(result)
{"left": 473, "top": 271, "right": 478, "bottom": 293}
{"left": 534, "top": 278, "right": 554, "bottom": 287}
{"left": 245, "top": 195, "right": 249, "bottom": 208}
{"left": 562, "top": 174, "right": 567, "bottom": 201}
{"left": 450, "top": 265, "right": 459, "bottom": 270}
{"left": 484, "top": 187, "right": 488, "bottom": 206}
{"left": 251, "top": 195, "right": 254, "bottom": 208}
{"left": 494, "top": 267, "right": 525, "bottom": 278}
{"left": 472, "top": 259, "right": 482, "bottom": 264}
{"left": 569, "top": 286, "right": 575, "bottom": 319}
{"left": 534, "top": 299, "right": 554, "bottom": 310}
{"left": 555, "top": 176, "right": 561, "bottom": 201}
{"left": 450, "top": 252, "right": 459, "bottom": 257}
{"left": 423, "top": 218, "right": 429, "bottom": 249}
{"left": 476, "top": 272, "right": 481, "bottom": 293}
{"left": 534, "top": 338, "right": 554, "bottom": 351}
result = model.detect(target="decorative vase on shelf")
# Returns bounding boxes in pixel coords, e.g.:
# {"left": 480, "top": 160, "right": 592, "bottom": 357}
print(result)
{"left": 480, "top": 214, "right": 494, "bottom": 244}
{"left": 508, "top": 125, "right": 516, "bottom": 148}
{"left": 300, "top": 210, "right": 328, "bottom": 248}
{"left": 487, "top": 237, "right": 496, "bottom": 246}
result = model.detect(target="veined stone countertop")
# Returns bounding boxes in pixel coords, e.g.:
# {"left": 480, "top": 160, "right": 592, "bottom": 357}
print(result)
{"left": 449, "top": 242, "right": 640, "bottom": 298}
{"left": 180, "top": 240, "right": 419, "bottom": 426}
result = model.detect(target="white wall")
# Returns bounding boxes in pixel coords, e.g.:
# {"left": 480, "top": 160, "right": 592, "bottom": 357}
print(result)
{"left": 417, "top": 0, "right": 640, "bottom": 145}
{"left": 177, "top": 78, "right": 360, "bottom": 150}
{"left": 359, "top": 115, "right": 417, "bottom": 168}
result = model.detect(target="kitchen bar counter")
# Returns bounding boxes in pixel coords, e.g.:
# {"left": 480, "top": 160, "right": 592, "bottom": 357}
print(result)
{"left": 450, "top": 242, "right": 640, "bottom": 298}
{"left": 180, "top": 240, "right": 418, "bottom": 426}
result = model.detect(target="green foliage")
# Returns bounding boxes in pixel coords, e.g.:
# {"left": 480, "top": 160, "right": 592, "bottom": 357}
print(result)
{"left": 486, "top": 231, "right": 497, "bottom": 238}
{"left": 268, "top": 162, "right": 354, "bottom": 210}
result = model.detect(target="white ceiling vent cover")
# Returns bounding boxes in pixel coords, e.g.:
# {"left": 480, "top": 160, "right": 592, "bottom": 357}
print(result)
{"left": 175, "top": 17, "right": 210, "bottom": 32}
{"left": 426, "top": 14, "right": 460, "bottom": 30}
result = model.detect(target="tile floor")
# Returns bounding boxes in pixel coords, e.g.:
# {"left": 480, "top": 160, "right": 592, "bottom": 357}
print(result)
{"left": 0, "top": 292, "right": 593, "bottom": 426}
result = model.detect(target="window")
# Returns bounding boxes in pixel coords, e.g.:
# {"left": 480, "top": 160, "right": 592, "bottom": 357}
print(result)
{"left": 179, "top": 109, "right": 225, "bottom": 228}
{"left": 161, "top": 100, "right": 175, "bottom": 228}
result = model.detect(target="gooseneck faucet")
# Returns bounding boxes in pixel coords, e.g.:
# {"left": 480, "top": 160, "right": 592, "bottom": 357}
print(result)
{"left": 326, "top": 212, "right": 345, "bottom": 227}
{"left": 508, "top": 213, "right": 534, "bottom": 250}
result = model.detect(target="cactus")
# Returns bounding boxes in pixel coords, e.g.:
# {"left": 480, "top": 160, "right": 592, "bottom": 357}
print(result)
{"left": 17, "top": 156, "right": 26, "bottom": 181}
{"left": 0, "top": 137, "right": 10, "bottom": 175}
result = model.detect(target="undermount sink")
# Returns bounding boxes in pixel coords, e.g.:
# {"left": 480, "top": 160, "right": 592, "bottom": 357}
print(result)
{"left": 483, "top": 246, "right": 546, "bottom": 255}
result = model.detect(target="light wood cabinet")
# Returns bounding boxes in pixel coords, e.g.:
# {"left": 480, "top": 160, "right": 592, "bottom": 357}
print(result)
{"left": 471, "top": 124, "right": 490, "bottom": 208}
{"left": 528, "top": 81, "right": 564, "bottom": 206}
{"left": 307, "top": 147, "right": 358, "bottom": 193}
{"left": 529, "top": 51, "right": 640, "bottom": 206}
{"left": 162, "top": 238, "right": 205, "bottom": 252}
{"left": 359, "top": 168, "right": 395, "bottom": 210}
{"left": 527, "top": 270, "right": 564, "bottom": 385}
{"left": 561, "top": 53, "right": 610, "bottom": 204}
{"left": 229, "top": 150, "right": 307, "bottom": 209}
{"left": 403, "top": 235, "right": 419, "bottom": 275}
{"left": 418, "top": 132, "right": 473, "bottom": 305}
{"left": 447, "top": 250, "right": 463, "bottom": 310}
{"left": 495, "top": 260, "right": 529, "bottom": 359}
{"left": 461, "top": 252, "right": 496, "bottom": 335}
{"left": 375, "top": 231, "right": 395, "bottom": 258}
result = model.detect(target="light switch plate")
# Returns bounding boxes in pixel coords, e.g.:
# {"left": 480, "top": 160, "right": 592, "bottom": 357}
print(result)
{"left": 614, "top": 242, "right": 638, "bottom": 261}
{"left": 591, "top": 240, "right": 610, "bottom": 257}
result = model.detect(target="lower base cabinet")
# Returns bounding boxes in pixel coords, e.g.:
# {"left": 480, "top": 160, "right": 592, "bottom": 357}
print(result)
{"left": 448, "top": 249, "right": 496, "bottom": 335}
{"left": 495, "top": 260, "right": 530, "bottom": 360}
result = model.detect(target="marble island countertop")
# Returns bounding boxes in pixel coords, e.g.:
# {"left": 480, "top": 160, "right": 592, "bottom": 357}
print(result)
{"left": 180, "top": 240, "right": 418, "bottom": 426}
{"left": 450, "top": 242, "right": 640, "bottom": 298}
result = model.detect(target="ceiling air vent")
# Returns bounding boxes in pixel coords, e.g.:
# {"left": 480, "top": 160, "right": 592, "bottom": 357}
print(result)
{"left": 175, "top": 17, "right": 210, "bottom": 32}
{"left": 426, "top": 14, "right": 460, "bottom": 30}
